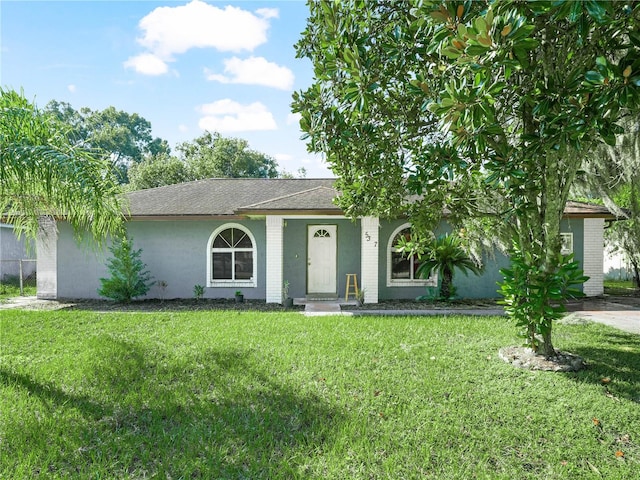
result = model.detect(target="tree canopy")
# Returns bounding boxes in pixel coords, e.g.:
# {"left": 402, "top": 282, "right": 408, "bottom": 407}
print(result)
{"left": 1, "top": 88, "right": 124, "bottom": 241}
{"left": 294, "top": 0, "right": 640, "bottom": 356}
{"left": 176, "top": 131, "right": 279, "bottom": 180}
{"left": 127, "top": 153, "right": 189, "bottom": 191}
{"left": 45, "top": 101, "right": 170, "bottom": 183}
{"left": 128, "top": 131, "right": 281, "bottom": 190}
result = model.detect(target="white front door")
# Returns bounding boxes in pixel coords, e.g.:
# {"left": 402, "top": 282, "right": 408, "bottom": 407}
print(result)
{"left": 307, "top": 225, "right": 337, "bottom": 294}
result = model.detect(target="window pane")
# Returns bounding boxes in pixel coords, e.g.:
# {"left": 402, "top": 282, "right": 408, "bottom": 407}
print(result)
{"left": 393, "top": 228, "right": 411, "bottom": 248}
{"left": 234, "top": 252, "right": 253, "bottom": 280}
{"left": 235, "top": 231, "right": 252, "bottom": 248}
{"left": 412, "top": 255, "right": 421, "bottom": 280}
{"left": 213, "top": 229, "right": 233, "bottom": 248}
{"left": 212, "top": 252, "right": 232, "bottom": 279}
{"left": 391, "top": 251, "right": 410, "bottom": 279}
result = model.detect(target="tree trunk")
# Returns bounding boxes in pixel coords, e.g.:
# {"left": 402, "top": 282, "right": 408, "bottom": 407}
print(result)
{"left": 632, "top": 259, "right": 640, "bottom": 290}
{"left": 540, "top": 323, "right": 555, "bottom": 358}
{"left": 440, "top": 268, "right": 453, "bottom": 299}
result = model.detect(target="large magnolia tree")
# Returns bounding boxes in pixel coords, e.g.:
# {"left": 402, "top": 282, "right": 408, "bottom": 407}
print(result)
{"left": 293, "top": 0, "right": 640, "bottom": 356}
{"left": 1, "top": 89, "right": 124, "bottom": 241}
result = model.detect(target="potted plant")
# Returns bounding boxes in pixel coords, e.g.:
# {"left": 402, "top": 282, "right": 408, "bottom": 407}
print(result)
{"left": 234, "top": 290, "right": 244, "bottom": 303}
{"left": 282, "top": 280, "right": 294, "bottom": 308}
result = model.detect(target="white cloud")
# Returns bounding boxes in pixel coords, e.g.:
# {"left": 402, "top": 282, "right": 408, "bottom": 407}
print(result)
{"left": 286, "top": 112, "right": 302, "bottom": 126}
{"left": 67, "top": 84, "right": 76, "bottom": 93}
{"left": 178, "top": 124, "right": 189, "bottom": 133}
{"left": 274, "top": 153, "right": 293, "bottom": 162}
{"left": 205, "top": 56, "right": 294, "bottom": 90}
{"left": 256, "top": 8, "right": 279, "bottom": 20}
{"left": 123, "top": 53, "right": 168, "bottom": 75}
{"left": 198, "top": 99, "right": 277, "bottom": 133}
{"left": 136, "top": 0, "right": 273, "bottom": 61}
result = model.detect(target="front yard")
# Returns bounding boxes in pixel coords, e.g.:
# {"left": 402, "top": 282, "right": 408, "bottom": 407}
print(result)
{"left": 1, "top": 310, "right": 638, "bottom": 479}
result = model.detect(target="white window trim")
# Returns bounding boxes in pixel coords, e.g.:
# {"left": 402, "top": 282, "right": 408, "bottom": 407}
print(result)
{"left": 206, "top": 223, "right": 257, "bottom": 288}
{"left": 560, "top": 232, "right": 574, "bottom": 255}
{"left": 386, "top": 223, "right": 437, "bottom": 288}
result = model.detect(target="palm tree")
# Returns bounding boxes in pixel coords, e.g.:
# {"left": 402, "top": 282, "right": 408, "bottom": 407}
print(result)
{"left": 0, "top": 88, "right": 124, "bottom": 242}
{"left": 416, "top": 233, "right": 481, "bottom": 300}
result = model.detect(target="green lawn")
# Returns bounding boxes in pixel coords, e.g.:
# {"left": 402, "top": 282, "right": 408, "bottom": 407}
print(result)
{"left": 604, "top": 279, "right": 639, "bottom": 296}
{"left": 1, "top": 311, "right": 638, "bottom": 479}
{"left": 0, "top": 276, "right": 36, "bottom": 301}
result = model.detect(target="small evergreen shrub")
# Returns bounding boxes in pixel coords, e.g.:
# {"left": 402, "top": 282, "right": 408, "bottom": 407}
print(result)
{"left": 98, "top": 236, "right": 154, "bottom": 303}
{"left": 193, "top": 284, "right": 204, "bottom": 300}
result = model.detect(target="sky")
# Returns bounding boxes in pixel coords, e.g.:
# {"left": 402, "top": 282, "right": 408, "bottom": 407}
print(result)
{"left": 1, "top": 0, "right": 333, "bottom": 177}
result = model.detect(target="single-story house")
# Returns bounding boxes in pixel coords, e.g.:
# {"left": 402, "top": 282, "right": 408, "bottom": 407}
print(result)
{"left": 36, "top": 178, "right": 611, "bottom": 302}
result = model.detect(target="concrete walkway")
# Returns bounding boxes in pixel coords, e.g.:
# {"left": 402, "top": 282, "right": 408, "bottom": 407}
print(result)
{"left": 303, "top": 299, "right": 640, "bottom": 335}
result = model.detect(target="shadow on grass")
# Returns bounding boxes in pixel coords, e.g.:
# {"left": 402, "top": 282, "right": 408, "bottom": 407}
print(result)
{"left": 2, "top": 336, "right": 342, "bottom": 478}
{"left": 567, "top": 330, "right": 640, "bottom": 404}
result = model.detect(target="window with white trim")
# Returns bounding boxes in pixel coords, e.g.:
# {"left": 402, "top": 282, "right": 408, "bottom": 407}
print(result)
{"left": 207, "top": 224, "right": 257, "bottom": 287}
{"left": 387, "top": 224, "right": 437, "bottom": 287}
{"left": 560, "top": 233, "right": 573, "bottom": 255}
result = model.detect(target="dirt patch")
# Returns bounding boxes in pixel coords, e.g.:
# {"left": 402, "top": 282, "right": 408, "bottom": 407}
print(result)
{"left": 498, "top": 346, "right": 587, "bottom": 372}
{"left": 342, "top": 298, "right": 501, "bottom": 311}
{"left": 1, "top": 297, "right": 304, "bottom": 312}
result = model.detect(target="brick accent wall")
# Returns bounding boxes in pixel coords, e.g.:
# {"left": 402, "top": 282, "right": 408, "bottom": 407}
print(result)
{"left": 583, "top": 218, "right": 605, "bottom": 297}
{"left": 265, "top": 216, "right": 284, "bottom": 303}
{"left": 361, "top": 216, "right": 380, "bottom": 303}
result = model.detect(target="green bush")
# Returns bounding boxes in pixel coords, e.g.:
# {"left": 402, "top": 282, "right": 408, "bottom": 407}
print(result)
{"left": 98, "top": 236, "right": 154, "bottom": 303}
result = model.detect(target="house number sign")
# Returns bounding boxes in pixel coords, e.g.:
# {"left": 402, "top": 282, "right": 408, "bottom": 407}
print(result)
{"left": 364, "top": 232, "right": 377, "bottom": 247}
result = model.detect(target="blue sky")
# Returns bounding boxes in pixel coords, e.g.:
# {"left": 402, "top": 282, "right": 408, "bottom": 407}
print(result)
{"left": 1, "top": 0, "right": 332, "bottom": 177}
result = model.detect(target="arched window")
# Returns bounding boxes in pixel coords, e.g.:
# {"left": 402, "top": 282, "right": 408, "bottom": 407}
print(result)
{"left": 207, "top": 224, "right": 257, "bottom": 287}
{"left": 387, "top": 224, "right": 437, "bottom": 287}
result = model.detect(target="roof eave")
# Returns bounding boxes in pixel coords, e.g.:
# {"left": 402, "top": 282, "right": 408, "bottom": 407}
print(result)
{"left": 127, "top": 214, "right": 245, "bottom": 221}
{"left": 234, "top": 209, "right": 344, "bottom": 216}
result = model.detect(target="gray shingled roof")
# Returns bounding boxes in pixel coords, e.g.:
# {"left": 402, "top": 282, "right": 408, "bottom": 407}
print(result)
{"left": 564, "top": 201, "right": 614, "bottom": 218}
{"left": 126, "top": 178, "right": 339, "bottom": 217}
{"left": 124, "top": 178, "right": 613, "bottom": 219}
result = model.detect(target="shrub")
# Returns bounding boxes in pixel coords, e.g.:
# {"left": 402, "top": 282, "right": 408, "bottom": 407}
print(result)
{"left": 98, "top": 236, "right": 154, "bottom": 303}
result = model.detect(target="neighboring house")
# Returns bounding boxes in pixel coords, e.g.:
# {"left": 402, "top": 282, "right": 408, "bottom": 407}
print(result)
{"left": 37, "top": 178, "right": 612, "bottom": 302}
{"left": 604, "top": 248, "right": 634, "bottom": 281}
{"left": 1, "top": 223, "right": 36, "bottom": 282}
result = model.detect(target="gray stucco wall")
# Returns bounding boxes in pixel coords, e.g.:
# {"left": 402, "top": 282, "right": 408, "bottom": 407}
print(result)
{"left": 56, "top": 219, "right": 267, "bottom": 300}
{"left": 54, "top": 216, "right": 587, "bottom": 301}
{"left": 377, "top": 218, "right": 585, "bottom": 300}
{"left": 283, "top": 218, "right": 360, "bottom": 298}
{"left": 1, "top": 224, "right": 36, "bottom": 280}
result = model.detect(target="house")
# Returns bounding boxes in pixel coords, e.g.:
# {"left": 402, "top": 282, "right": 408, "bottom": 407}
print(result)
{"left": 36, "top": 178, "right": 612, "bottom": 302}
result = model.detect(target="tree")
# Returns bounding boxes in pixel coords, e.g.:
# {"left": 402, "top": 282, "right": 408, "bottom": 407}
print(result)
{"left": 98, "top": 236, "right": 154, "bottom": 303}
{"left": 576, "top": 117, "right": 640, "bottom": 289}
{"left": 294, "top": 1, "right": 640, "bottom": 356}
{"left": 127, "top": 153, "right": 189, "bottom": 191}
{"left": 176, "top": 131, "right": 279, "bottom": 180}
{"left": 400, "top": 233, "right": 481, "bottom": 300}
{"left": 0, "top": 88, "right": 124, "bottom": 242}
{"left": 45, "top": 101, "right": 170, "bottom": 183}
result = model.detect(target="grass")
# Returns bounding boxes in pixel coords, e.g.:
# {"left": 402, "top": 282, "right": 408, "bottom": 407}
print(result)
{"left": 0, "top": 275, "right": 36, "bottom": 301}
{"left": 1, "top": 311, "right": 639, "bottom": 479}
{"left": 604, "top": 279, "right": 639, "bottom": 296}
